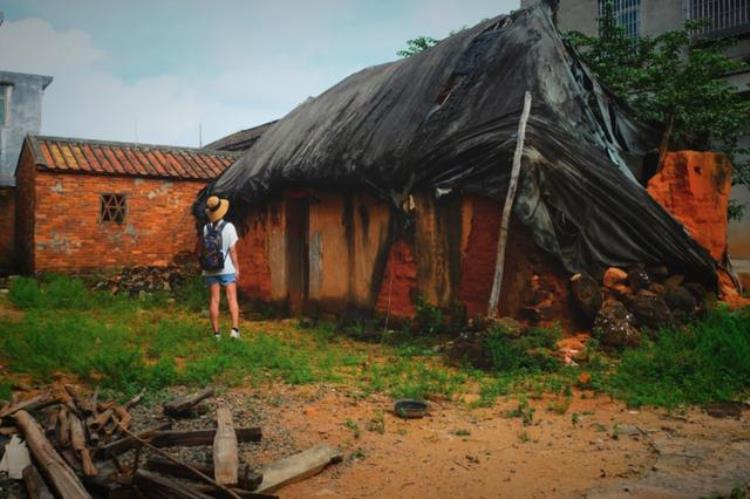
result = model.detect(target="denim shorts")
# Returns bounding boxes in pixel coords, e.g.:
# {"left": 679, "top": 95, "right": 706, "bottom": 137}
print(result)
{"left": 204, "top": 273, "right": 237, "bottom": 287}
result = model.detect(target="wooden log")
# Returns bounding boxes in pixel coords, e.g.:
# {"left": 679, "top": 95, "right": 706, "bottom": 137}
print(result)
{"left": 69, "top": 412, "right": 98, "bottom": 476}
{"left": 13, "top": 410, "right": 92, "bottom": 499}
{"left": 93, "top": 422, "right": 171, "bottom": 459}
{"left": 23, "top": 464, "right": 55, "bottom": 499}
{"left": 134, "top": 469, "right": 214, "bottom": 499}
{"left": 149, "top": 428, "right": 261, "bottom": 448}
{"left": 64, "top": 385, "right": 95, "bottom": 415}
{"left": 0, "top": 393, "right": 53, "bottom": 420}
{"left": 118, "top": 425, "right": 240, "bottom": 499}
{"left": 90, "top": 408, "right": 113, "bottom": 431}
{"left": 57, "top": 407, "right": 71, "bottom": 448}
{"left": 163, "top": 388, "right": 214, "bottom": 417}
{"left": 146, "top": 459, "right": 262, "bottom": 492}
{"left": 213, "top": 407, "right": 238, "bottom": 486}
{"left": 112, "top": 405, "right": 131, "bottom": 432}
{"left": 256, "top": 444, "right": 342, "bottom": 493}
{"left": 487, "top": 90, "right": 532, "bottom": 318}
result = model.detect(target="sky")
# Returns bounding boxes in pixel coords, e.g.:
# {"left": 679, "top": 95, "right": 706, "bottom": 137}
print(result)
{"left": 0, "top": 0, "right": 518, "bottom": 147}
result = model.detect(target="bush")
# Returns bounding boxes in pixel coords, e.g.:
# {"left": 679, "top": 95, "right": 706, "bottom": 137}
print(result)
{"left": 485, "top": 324, "right": 561, "bottom": 373}
{"left": 607, "top": 308, "right": 750, "bottom": 408}
{"left": 9, "top": 275, "right": 92, "bottom": 309}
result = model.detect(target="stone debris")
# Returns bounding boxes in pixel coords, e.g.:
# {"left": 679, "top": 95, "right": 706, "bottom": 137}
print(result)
{"left": 95, "top": 265, "right": 196, "bottom": 296}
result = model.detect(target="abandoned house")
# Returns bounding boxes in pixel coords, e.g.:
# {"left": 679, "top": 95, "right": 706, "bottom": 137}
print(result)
{"left": 196, "top": 2, "right": 741, "bottom": 321}
{"left": 15, "top": 135, "right": 238, "bottom": 274}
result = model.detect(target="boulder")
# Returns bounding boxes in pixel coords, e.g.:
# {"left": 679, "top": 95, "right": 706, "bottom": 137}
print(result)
{"left": 594, "top": 299, "right": 641, "bottom": 348}
{"left": 570, "top": 273, "right": 602, "bottom": 322}
{"left": 603, "top": 268, "right": 628, "bottom": 289}
{"left": 626, "top": 290, "right": 672, "bottom": 329}
{"left": 627, "top": 266, "right": 651, "bottom": 292}
{"left": 664, "top": 285, "right": 697, "bottom": 321}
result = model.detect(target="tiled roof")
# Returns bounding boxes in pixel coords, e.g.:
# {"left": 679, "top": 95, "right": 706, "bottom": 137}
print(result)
{"left": 203, "top": 120, "right": 278, "bottom": 152}
{"left": 24, "top": 135, "right": 240, "bottom": 181}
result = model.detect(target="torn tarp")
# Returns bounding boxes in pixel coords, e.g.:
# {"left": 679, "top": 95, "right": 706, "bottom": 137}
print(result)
{"left": 197, "top": 1, "right": 717, "bottom": 286}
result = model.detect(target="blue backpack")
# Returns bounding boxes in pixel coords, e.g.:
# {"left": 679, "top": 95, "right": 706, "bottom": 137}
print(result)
{"left": 199, "top": 221, "right": 227, "bottom": 271}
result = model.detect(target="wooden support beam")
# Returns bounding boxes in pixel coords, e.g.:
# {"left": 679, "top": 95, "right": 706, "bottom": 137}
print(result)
{"left": 163, "top": 389, "right": 214, "bottom": 417}
{"left": 213, "top": 407, "right": 239, "bottom": 486}
{"left": 13, "top": 410, "right": 91, "bottom": 499}
{"left": 256, "top": 444, "right": 342, "bottom": 493}
{"left": 93, "top": 422, "right": 172, "bottom": 459}
{"left": 488, "top": 90, "right": 533, "bottom": 318}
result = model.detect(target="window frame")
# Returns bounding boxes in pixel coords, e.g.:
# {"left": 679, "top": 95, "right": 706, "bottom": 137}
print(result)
{"left": 99, "top": 193, "right": 128, "bottom": 225}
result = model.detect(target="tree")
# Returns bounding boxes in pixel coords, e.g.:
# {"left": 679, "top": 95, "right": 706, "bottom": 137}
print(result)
{"left": 566, "top": 2, "right": 750, "bottom": 218}
{"left": 397, "top": 36, "right": 439, "bottom": 58}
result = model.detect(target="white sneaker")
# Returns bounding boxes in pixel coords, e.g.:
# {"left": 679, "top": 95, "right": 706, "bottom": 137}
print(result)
{"left": 230, "top": 328, "right": 240, "bottom": 339}
{"left": 214, "top": 333, "right": 221, "bottom": 341}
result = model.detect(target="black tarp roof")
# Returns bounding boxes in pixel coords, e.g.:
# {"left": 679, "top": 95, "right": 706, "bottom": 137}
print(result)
{"left": 197, "top": 1, "right": 717, "bottom": 285}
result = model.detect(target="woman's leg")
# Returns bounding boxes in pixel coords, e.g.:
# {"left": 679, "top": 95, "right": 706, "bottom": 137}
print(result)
{"left": 226, "top": 282, "right": 240, "bottom": 331}
{"left": 209, "top": 283, "right": 221, "bottom": 334}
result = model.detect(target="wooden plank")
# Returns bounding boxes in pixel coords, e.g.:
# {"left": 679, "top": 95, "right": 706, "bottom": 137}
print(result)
{"left": 488, "top": 90, "right": 533, "bottom": 318}
{"left": 93, "top": 422, "right": 171, "bottom": 459}
{"left": 23, "top": 464, "right": 55, "bottom": 499}
{"left": 134, "top": 469, "right": 213, "bottom": 499}
{"left": 147, "top": 459, "right": 262, "bottom": 492}
{"left": 213, "top": 407, "right": 238, "bottom": 486}
{"left": 150, "top": 428, "right": 260, "bottom": 448}
{"left": 256, "top": 444, "right": 342, "bottom": 493}
{"left": 13, "top": 410, "right": 91, "bottom": 499}
{"left": 163, "top": 388, "right": 214, "bottom": 417}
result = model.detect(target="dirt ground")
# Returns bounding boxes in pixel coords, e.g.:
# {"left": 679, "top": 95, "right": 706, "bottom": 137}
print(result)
{"left": 211, "top": 384, "right": 750, "bottom": 499}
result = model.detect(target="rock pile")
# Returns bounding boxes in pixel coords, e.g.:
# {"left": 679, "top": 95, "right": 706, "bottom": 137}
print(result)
{"left": 572, "top": 265, "right": 713, "bottom": 348}
{"left": 95, "top": 265, "right": 196, "bottom": 296}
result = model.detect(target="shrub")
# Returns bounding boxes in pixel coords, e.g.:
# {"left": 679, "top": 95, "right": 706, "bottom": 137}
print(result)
{"left": 485, "top": 324, "right": 561, "bottom": 373}
{"left": 607, "top": 308, "right": 750, "bottom": 408}
{"left": 9, "top": 275, "right": 92, "bottom": 309}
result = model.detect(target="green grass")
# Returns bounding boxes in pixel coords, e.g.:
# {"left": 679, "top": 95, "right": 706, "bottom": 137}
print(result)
{"left": 3, "top": 275, "right": 749, "bottom": 410}
{"left": 604, "top": 307, "right": 750, "bottom": 408}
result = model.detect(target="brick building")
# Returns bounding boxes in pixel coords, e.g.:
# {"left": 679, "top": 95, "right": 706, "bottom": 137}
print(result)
{"left": 15, "top": 135, "right": 238, "bottom": 274}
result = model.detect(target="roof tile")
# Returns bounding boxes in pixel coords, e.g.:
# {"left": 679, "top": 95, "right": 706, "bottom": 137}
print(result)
{"left": 26, "top": 136, "right": 238, "bottom": 181}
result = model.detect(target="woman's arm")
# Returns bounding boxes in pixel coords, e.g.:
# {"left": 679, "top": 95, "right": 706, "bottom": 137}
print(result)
{"left": 230, "top": 245, "right": 240, "bottom": 280}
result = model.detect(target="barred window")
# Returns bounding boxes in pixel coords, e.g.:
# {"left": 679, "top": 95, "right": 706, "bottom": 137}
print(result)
{"left": 100, "top": 194, "right": 127, "bottom": 224}
{"left": 685, "top": 0, "right": 750, "bottom": 37}
{"left": 598, "top": 0, "right": 642, "bottom": 39}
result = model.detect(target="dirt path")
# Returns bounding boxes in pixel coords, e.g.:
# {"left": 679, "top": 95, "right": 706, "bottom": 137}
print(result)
{"left": 229, "top": 385, "right": 749, "bottom": 498}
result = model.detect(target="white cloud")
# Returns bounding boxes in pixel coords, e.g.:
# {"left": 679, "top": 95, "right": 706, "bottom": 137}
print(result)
{"left": 0, "top": 17, "right": 344, "bottom": 146}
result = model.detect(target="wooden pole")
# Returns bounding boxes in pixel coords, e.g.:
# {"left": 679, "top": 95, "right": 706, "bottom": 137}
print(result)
{"left": 13, "top": 410, "right": 91, "bottom": 499}
{"left": 488, "top": 90, "right": 533, "bottom": 318}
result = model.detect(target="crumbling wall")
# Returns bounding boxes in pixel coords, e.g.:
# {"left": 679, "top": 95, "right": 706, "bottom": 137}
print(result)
{"left": 647, "top": 151, "right": 748, "bottom": 306}
{"left": 0, "top": 186, "right": 16, "bottom": 272}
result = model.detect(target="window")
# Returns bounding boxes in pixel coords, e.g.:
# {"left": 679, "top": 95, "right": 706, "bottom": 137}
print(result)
{"left": 0, "top": 84, "right": 9, "bottom": 126}
{"left": 685, "top": 0, "right": 750, "bottom": 37}
{"left": 598, "top": 0, "right": 642, "bottom": 39}
{"left": 100, "top": 194, "right": 127, "bottom": 224}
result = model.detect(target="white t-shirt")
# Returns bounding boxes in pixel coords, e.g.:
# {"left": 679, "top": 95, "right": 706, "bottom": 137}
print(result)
{"left": 202, "top": 221, "right": 239, "bottom": 276}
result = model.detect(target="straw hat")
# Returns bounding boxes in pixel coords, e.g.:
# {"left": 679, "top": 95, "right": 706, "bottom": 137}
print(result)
{"left": 205, "top": 195, "right": 229, "bottom": 223}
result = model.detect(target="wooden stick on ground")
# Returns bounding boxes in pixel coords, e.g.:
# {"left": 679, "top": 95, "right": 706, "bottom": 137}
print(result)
{"left": 213, "top": 407, "right": 239, "bottom": 486}
{"left": 69, "top": 412, "right": 97, "bottom": 476}
{"left": 256, "top": 444, "right": 342, "bottom": 493}
{"left": 134, "top": 469, "right": 214, "bottom": 499}
{"left": 116, "top": 423, "right": 241, "bottom": 499}
{"left": 163, "top": 388, "right": 214, "bottom": 417}
{"left": 0, "top": 393, "right": 54, "bottom": 420}
{"left": 93, "top": 422, "right": 172, "bottom": 459}
{"left": 22, "top": 464, "right": 55, "bottom": 499}
{"left": 488, "top": 90, "right": 533, "bottom": 318}
{"left": 125, "top": 388, "right": 146, "bottom": 409}
{"left": 13, "top": 410, "right": 91, "bottom": 499}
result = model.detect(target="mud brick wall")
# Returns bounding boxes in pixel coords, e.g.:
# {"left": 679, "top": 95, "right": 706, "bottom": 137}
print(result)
{"left": 16, "top": 158, "right": 207, "bottom": 273}
{"left": 0, "top": 187, "right": 15, "bottom": 271}
{"left": 235, "top": 203, "right": 285, "bottom": 302}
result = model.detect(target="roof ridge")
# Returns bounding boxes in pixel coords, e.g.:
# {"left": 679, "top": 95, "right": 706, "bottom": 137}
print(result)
{"left": 29, "top": 134, "right": 242, "bottom": 157}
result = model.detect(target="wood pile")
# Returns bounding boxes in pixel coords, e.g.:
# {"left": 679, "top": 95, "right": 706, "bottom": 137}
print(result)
{"left": 94, "top": 265, "right": 194, "bottom": 296}
{"left": 0, "top": 385, "right": 342, "bottom": 498}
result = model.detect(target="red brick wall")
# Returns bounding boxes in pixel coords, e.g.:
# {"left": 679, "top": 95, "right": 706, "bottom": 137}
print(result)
{"left": 23, "top": 167, "right": 206, "bottom": 273}
{"left": 375, "top": 239, "right": 417, "bottom": 317}
{"left": 0, "top": 187, "right": 15, "bottom": 272}
{"left": 15, "top": 146, "right": 37, "bottom": 274}
{"left": 235, "top": 206, "right": 274, "bottom": 300}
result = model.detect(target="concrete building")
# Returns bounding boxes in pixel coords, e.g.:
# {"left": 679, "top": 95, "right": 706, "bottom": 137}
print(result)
{"left": 522, "top": 0, "right": 750, "bottom": 262}
{"left": 0, "top": 71, "right": 53, "bottom": 271}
